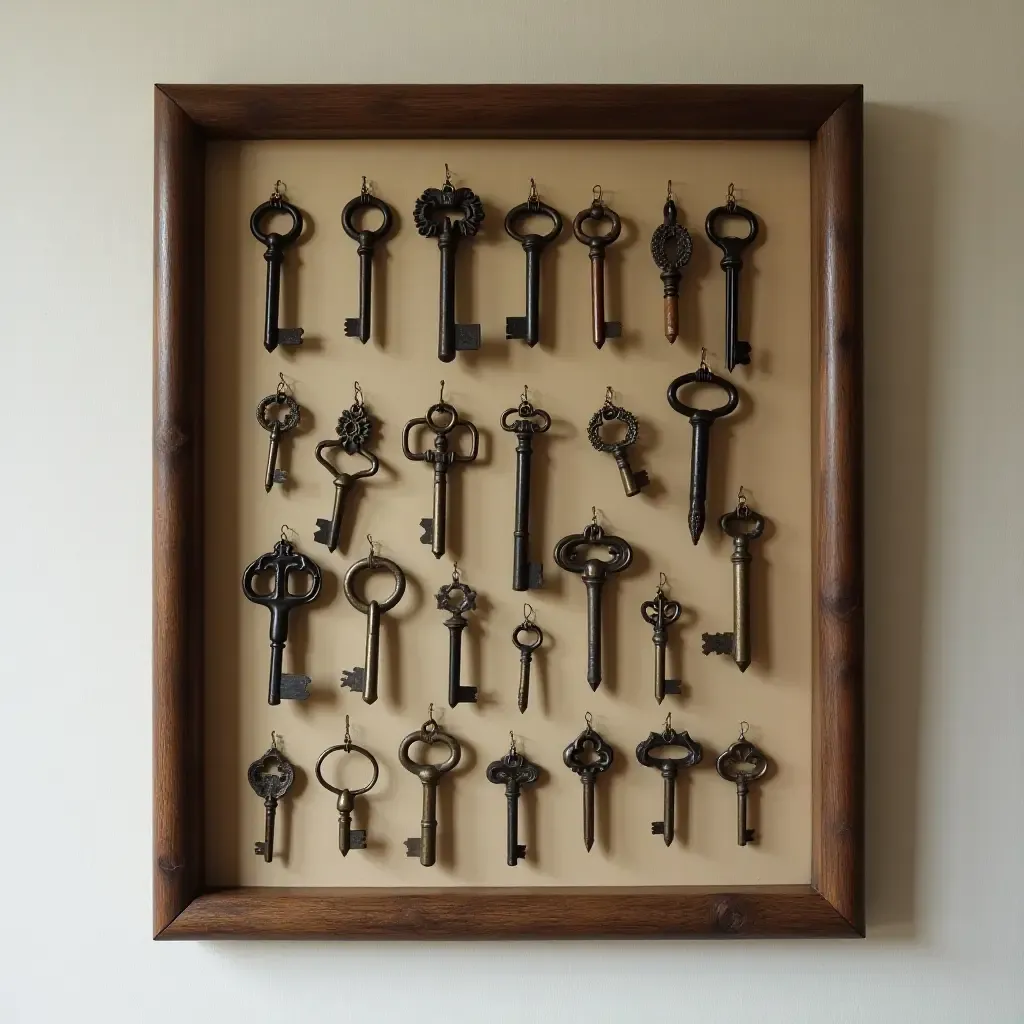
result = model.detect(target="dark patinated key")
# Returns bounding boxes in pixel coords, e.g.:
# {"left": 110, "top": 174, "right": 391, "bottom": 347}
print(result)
{"left": 435, "top": 566, "right": 478, "bottom": 708}
{"left": 573, "top": 186, "right": 622, "bottom": 349}
{"left": 641, "top": 574, "right": 682, "bottom": 704}
{"left": 587, "top": 387, "right": 650, "bottom": 497}
{"left": 716, "top": 722, "right": 769, "bottom": 846}
{"left": 636, "top": 715, "right": 702, "bottom": 846}
{"left": 250, "top": 182, "right": 304, "bottom": 352}
{"left": 341, "top": 178, "right": 393, "bottom": 344}
{"left": 649, "top": 183, "right": 693, "bottom": 345}
{"left": 315, "top": 717, "right": 380, "bottom": 856}
{"left": 487, "top": 735, "right": 540, "bottom": 866}
{"left": 256, "top": 375, "right": 300, "bottom": 493}
{"left": 511, "top": 604, "right": 543, "bottom": 714}
{"left": 563, "top": 713, "right": 614, "bottom": 852}
{"left": 248, "top": 734, "right": 295, "bottom": 863}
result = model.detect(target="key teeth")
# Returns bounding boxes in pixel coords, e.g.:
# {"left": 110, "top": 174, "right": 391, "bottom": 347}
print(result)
{"left": 278, "top": 328, "right": 304, "bottom": 346}
{"left": 272, "top": 469, "right": 287, "bottom": 483}
{"left": 505, "top": 316, "right": 527, "bottom": 341}
{"left": 254, "top": 841, "right": 266, "bottom": 855}
{"left": 344, "top": 318, "right": 369, "bottom": 343}
{"left": 634, "top": 470, "right": 650, "bottom": 490}
{"left": 651, "top": 821, "right": 666, "bottom": 835}
{"left": 340, "top": 667, "right": 366, "bottom": 694}
{"left": 454, "top": 324, "right": 481, "bottom": 351}
{"left": 516, "top": 844, "right": 527, "bottom": 861}
{"left": 604, "top": 321, "right": 622, "bottom": 339}
{"left": 743, "top": 828, "right": 756, "bottom": 844}
{"left": 733, "top": 340, "right": 752, "bottom": 366}
{"left": 350, "top": 830, "right": 367, "bottom": 850}
{"left": 279, "top": 675, "right": 311, "bottom": 700}
{"left": 701, "top": 632, "right": 734, "bottom": 657}
{"left": 527, "top": 562, "right": 544, "bottom": 589}
{"left": 664, "top": 679, "right": 682, "bottom": 695}
{"left": 313, "top": 519, "right": 332, "bottom": 546}
{"left": 404, "top": 838, "right": 421, "bottom": 858}
{"left": 419, "top": 518, "right": 434, "bottom": 544}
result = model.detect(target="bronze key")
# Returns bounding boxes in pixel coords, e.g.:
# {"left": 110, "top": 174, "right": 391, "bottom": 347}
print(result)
{"left": 563, "top": 713, "right": 614, "bottom": 852}
{"left": 435, "top": 565, "right": 478, "bottom": 708}
{"left": 249, "top": 181, "right": 304, "bottom": 352}
{"left": 649, "top": 182, "right": 693, "bottom": 345}
{"left": 641, "top": 574, "right": 682, "bottom": 704}
{"left": 635, "top": 715, "right": 702, "bottom": 846}
{"left": 315, "top": 717, "right": 380, "bottom": 856}
{"left": 511, "top": 604, "right": 543, "bottom": 714}
{"left": 587, "top": 387, "right": 650, "bottom": 497}
{"left": 341, "top": 177, "right": 393, "bottom": 344}
{"left": 573, "top": 186, "right": 622, "bottom": 349}
{"left": 256, "top": 374, "right": 300, "bottom": 493}
{"left": 247, "top": 733, "right": 294, "bottom": 863}
{"left": 716, "top": 722, "right": 769, "bottom": 845}
{"left": 486, "top": 734, "right": 540, "bottom": 866}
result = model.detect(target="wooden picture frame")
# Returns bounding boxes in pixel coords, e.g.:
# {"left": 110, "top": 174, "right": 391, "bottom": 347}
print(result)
{"left": 153, "top": 84, "right": 863, "bottom": 940}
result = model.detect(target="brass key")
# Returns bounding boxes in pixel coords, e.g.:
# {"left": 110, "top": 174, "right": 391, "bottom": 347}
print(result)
{"left": 649, "top": 183, "right": 693, "bottom": 345}
{"left": 341, "top": 177, "right": 393, "bottom": 344}
{"left": 486, "top": 734, "right": 540, "bottom": 866}
{"left": 635, "top": 715, "right": 702, "bottom": 846}
{"left": 587, "top": 387, "right": 650, "bottom": 497}
{"left": 256, "top": 375, "right": 300, "bottom": 493}
{"left": 716, "top": 722, "right": 769, "bottom": 846}
{"left": 562, "top": 713, "right": 614, "bottom": 852}
{"left": 314, "top": 717, "right": 380, "bottom": 856}
{"left": 511, "top": 604, "right": 543, "bottom": 714}
{"left": 249, "top": 181, "right": 304, "bottom": 352}
{"left": 247, "top": 733, "right": 294, "bottom": 863}
{"left": 435, "top": 565, "right": 478, "bottom": 708}
{"left": 641, "top": 574, "right": 682, "bottom": 704}
{"left": 573, "top": 186, "right": 622, "bottom": 349}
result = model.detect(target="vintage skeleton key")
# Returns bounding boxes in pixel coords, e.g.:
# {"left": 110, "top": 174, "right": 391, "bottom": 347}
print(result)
{"left": 435, "top": 566, "right": 478, "bottom": 708}
{"left": 573, "top": 186, "right": 622, "bottom": 349}
{"left": 486, "top": 735, "right": 540, "bottom": 866}
{"left": 635, "top": 715, "right": 703, "bottom": 846}
{"left": 249, "top": 182, "right": 304, "bottom": 352}
{"left": 641, "top": 574, "right": 683, "bottom": 704}
{"left": 650, "top": 183, "right": 693, "bottom": 345}
{"left": 500, "top": 388, "right": 551, "bottom": 590}
{"left": 402, "top": 384, "right": 480, "bottom": 559}
{"left": 340, "top": 538, "right": 407, "bottom": 705}
{"left": 313, "top": 384, "right": 380, "bottom": 553}
{"left": 706, "top": 183, "right": 760, "bottom": 371}
{"left": 587, "top": 387, "right": 650, "bottom": 497}
{"left": 315, "top": 717, "right": 380, "bottom": 856}
{"left": 256, "top": 375, "right": 300, "bottom": 492}
{"left": 413, "top": 165, "right": 485, "bottom": 362}
{"left": 241, "top": 530, "right": 322, "bottom": 705}
{"left": 554, "top": 509, "right": 633, "bottom": 690}
{"left": 341, "top": 177, "right": 394, "bottom": 343}
{"left": 247, "top": 733, "right": 294, "bottom": 863}
{"left": 563, "top": 713, "right": 614, "bottom": 852}
{"left": 716, "top": 723, "right": 769, "bottom": 845}
{"left": 702, "top": 491, "right": 766, "bottom": 672}
{"left": 504, "top": 180, "right": 563, "bottom": 346}
{"left": 667, "top": 353, "right": 740, "bottom": 544}
{"left": 399, "top": 708, "right": 462, "bottom": 867}
{"left": 512, "top": 604, "right": 543, "bottom": 714}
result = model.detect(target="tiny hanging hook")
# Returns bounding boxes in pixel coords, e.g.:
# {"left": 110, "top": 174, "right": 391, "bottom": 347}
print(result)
{"left": 739, "top": 720, "right": 749, "bottom": 740}
{"left": 272, "top": 179, "right": 286, "bottom": 199}
{"left": 439, "top": 379, "right": 445, "bottom": 404}
{"left": 428, "top": 702, "right": 435, "bottom": 724}
{"left": 271, "top": 729, "right": 279, "bottom": 750}
{"left": 737, "top": 485, "right": 749, "bottom": 515}
{"left": 727, "top": 182, "right": 736, "bottom": 211}
{"left": 344, "top": 714, "right": 352, "bottom": 749}
{"left": 276, "top": 371, "right": 290, "bottom": 398}
{"left": 604, "top": 385, "right": 615, "bottom": 406}
{"left": 591, "top": 505, "right": 599, "bottom": 527}
{"left": 280, "top": 524, "right": 296, "bottom": 543}
{"left": 523, "top": 602, "right": 535, "bottom": 625}
{"left": 360, "top": 174, "right": 369, "bottom": 196}
{"left": 658, "top": 571, "right": 668, "bottom": 594}
{"left": 667, "top": 179, "right": 673, "bottom": 202}
{"left": 451, "top": 561, "right": 461, "bottom": 584}
{"left": 353, "top": 380, "right": 364, "bottom": 407}
{"left": 521, "top": 383, "right": 529, "bottom": 405}
{"left": 699, "top": 347, "right": 709, "bottom": 372}
{"left": 509, "top": 730, "right": 517, "bottom": 755}
{"left": 592, "top": 184, "right": 603, "bottom": 205}
{"left": 584, "top": 710, "right": 594, "bottom": 730}
{"left": 366, "top": 533, "right": 378, "bottom": 566}
{"left": 444, "top": 163, "right": 452, "bottom": 186}
{"left": 529, "top": 177, "right": 538, "bottom": 202}
{"left": 663, "top": 712, "right": 672, "bottom": 735}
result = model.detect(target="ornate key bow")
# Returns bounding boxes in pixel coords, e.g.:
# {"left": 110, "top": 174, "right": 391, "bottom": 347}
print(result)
{"left": 562, "top": 713, "right": 614, "bottom": 852}
{"left": 636, "top": 717, "right": 702, "bottom": 846}
{"left": 641, "top": 575, "right": 683, "bottom": 704}
{"left": 650, "top": 184, "right": 693, "bottom": 345}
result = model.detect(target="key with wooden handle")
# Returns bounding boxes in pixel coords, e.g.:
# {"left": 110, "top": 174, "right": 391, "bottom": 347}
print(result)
{"left": 573, "top": 185, "right": 622, "bottom": 349}
{"left": 649, "top": 184, "right": 692, "bottom": 344}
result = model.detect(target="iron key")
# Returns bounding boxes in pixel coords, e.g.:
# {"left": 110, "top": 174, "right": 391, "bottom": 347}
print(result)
{"left": 315, "top": 718, "right": 380, "bottom": 856}
{"left": 511, "top": 606, "right": 543, "bottom": 714}
{"left": 636, "top": 716, "right": 702, "bottom": 846}
{"left": 641, "top": 575, "right": 683, "bottom": 704}
{"left": 249, "top": 183, "right": 304, "bottom": 352}
{"left": 341, "top": 179, "right": 394, "bottom": 343}
{"left": 435, "top": 567, "right": 478, "bottom": 708}
{"left": 486, "top": 736, "right": 540, "bottom": 866}
{"left": 563, "top": 714, "right": 614, "bottom": 852}
{"left": 256, "top": 379, "right": 300, "bottom": 493}
{"left": 573, "top": 186, "right": 622, "bottom": 349}
{"left": 716, "top": 723, "right": 769, "bottom": 845}
{"left": 247, "top": 734, "right": 294, "bottom": 863}
{"left": 587, "top": 388, "right": 650, "bottom": 497}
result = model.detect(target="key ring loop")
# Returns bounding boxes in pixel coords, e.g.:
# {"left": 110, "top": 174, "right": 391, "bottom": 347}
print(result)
{"left": 398, "top": 721, "right": 462, "bottom": 776}
{"left": 641, "top": 593, "right": 682, "bottom": 628}
{"left": 512, "top": 621, "right": 544, "bottom": 652}
{"left": 554, "top": 526, "right": 633, "bottom": 575}
{"left": 572, "top": 197, "right": 622, "bottom": 248}
{"left": 504, "top": 198, "right": 563, "bottom": 246}
{"left": 343, "top": 555, "right": 406, "bottom": 614}
{"left": 587, "top": 402, "right": 639, "bottom": 452}
{"left": 435, "top": 578, "right": 477, "bottom": 615}
{"left": 256, "top": 392, "right": 300, "bottom": 433}
{"left": 500, "top": 400, "right": 551, "bottom": 434}
{"left": 636, "top": 726, "right": 703, "bottom": 772}
{"left": 705, "top": 200, "right": 759, "bottom": 253}
{"left": 341, "top": 190, "right": 394, "bottom": 244}
{"left": 315, "top": 742, "right": 380, "bottom": 798}
{"left": 720, "top": 505, "right": 766, "bottom": 540}
{"left": 250, "top": 194, "right": 304, "bottom": 247}
{"left": 716, "top": 738, "right": 768, "bottom": 784}
{"left": 666, "top": 369, "right": 739, "bottom": 421}
{"left": 241, "top": 539, "right": 322, "bottom": 607}
{"left": 424, "top": 402, "right": 459, "bottom": 434}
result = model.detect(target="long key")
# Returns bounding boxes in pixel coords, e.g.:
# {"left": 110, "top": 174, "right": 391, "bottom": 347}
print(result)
{"left": 486, "top": 740, "right": 540, "bottom": 866}
{"left": 667, "top": 357, "right": 740, "bottom": 544}
{"left": 436, "top": 571, "right": 478, "bottom": 707}
{"left": 641, "top": 579, "right": 682, "bottom": 704}
{"left": 716, "top": 724, "right": 769, "bottom": 846}
{"left": 256, "top": 384, "right": 300, "bottom": 493}
{"left": 247, "top": 737, "right": 295, "bottom": 863}
{"left": 650, "top": 188, "right": 693, "bottom": 344}
{"left": 249, "top": 186, "right": 304, "bottom": 352}
{"left": 315, "top": 726, "right": 380, "bottom": 857}
{"left": 341, "top": 182, "right": 393, "bottom": 343}
{"left": 563, "top": 715, "right": 614, "bottom": 852}
{"left": 512, "top": 611, "right": 543, "bottom": 714}
{"left": 587, "top": 390, "right": 650, "bottom": 497}
{"left": 636, "top": 718, "right": 702, "bottom": 846}
{"left": 573, "top": 186, "right": 622, "bottom": 349}
{"left": 504, "top": 183, "right": 563, "bottom": 346}
{"left": 706, "top": 185, "right": 760, "bottom": 371}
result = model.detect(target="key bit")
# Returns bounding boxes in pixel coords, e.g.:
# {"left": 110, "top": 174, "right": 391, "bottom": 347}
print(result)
{"left": 315, "top": 721, "right": 380, "bottom": 857}
{"left": 247, "top": 735, "right": 295, "bottom": 863}
{"left": 511, "top": 608, "right": 543, "bottom": 714}
{"left": 716, "top": 723, "right": 769, "bottom": 846}
{"left": 256, "top": 383, "right": 300, "bottom": 493}
{"left": 587, "top": 388, "right": 650, "bottom": 497}
{"left": 641, "top": 577, "right": 683, "bottom": 704}
{"left": 563, "top": 714, "right": 614, "bottom": 852}
{"left": 341, "top": 180, "right": 393, "bottom": 343}
{"left": 650, "top": 186, "right": 693, "bottom": 345}
{"left": 249, "top": 184, "right": 304, "bottom": 352}
{"left": 436, "top": 568, "right": 479, "bottom": 708}
{"left": 573, "top": 185, "right": 622, "bottom": 349}
{"left": 636, "top": 717, "right": 702, "bottom": 847}
{"left": 486, "top": 737, "right": 540, "bottom": 866}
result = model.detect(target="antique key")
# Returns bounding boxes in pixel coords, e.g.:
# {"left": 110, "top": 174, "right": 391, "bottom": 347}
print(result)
{"left": 554, "top": 509, "right": 633, "bottom": 690}
{"left": 504, "top": 179, "right": 563, "bottom": 347}
{"left": 340, "top": 537, "right": 407, "bottom": 705}
{"left": 716, "top": 722, "right": 769, "bottom": 845}
{"left": 399, "top": 706, "right": 462, "bottom": 867}
{"left": 573, "top": 186, "right": 622, "bottom": 349}
{"left": 649, "top": 182, "right": 693, "bottom": 345}
{"left": 512, "top": 603, "right": 543, "bottom": 714}
{"left": 249, "top": 181, "right": 304, "bottom": 352}
{"left": 247, "top": 732, "right": 295, "bottom": 863}
{"left": 702, "top": 490, "right": 766, "bottom": 672}
{"left": 314, "top": 717, "right": 380, "bottom": 856}
{"left": 563, "top": 713, "right": 614, "bottom": 852}
{"left": 641, "top": 573, "right": 683, "bottom": 704}
{"left": 486, "top": 733, "right": 540, "bottom": 866}
{"left": 667, "top": 352, "right": 740, "bottom": 544}
{"left": 256, "top": 374, "right": 300, "bottom": 492}
{"left": 706, "top": 183, "right": 760, "bottom": 371}
{"left": 241, "top": 529, "right": 322, "bottom": 705}
{"left": 313, "top": 383, "right": 380, "bottom": 553}
{"left": 342, "top": 177, "right": 394, "bottom": 343}
{"left": 435, "top": 565, "right": 478, "bottom": 708}
{"left": 587, "top": 387, "right": 650, "bottom": 497}
{"left": 402, "top": 382, "right": 480, "bottom": 559}
{"left": 413, "top": 164, "right": 485, "bottom": 362}
{"left": 635, "top": 714, "right": 703, "bottom": 846}
{"left": 500, "top": 387, "right": 551, "bottom": 590}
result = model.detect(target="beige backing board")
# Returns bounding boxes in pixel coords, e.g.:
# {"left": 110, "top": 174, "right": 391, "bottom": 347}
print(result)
{"left": 204, "top": 139, "right": 811, "bottom": 888}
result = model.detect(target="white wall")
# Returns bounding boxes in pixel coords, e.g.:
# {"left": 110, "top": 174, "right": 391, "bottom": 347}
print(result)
{"left": 2, "top": 1, "right": 1021, "bottom": 1021}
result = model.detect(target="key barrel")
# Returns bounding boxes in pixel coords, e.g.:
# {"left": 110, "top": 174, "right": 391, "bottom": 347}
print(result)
{"left": 437, "top": 237, "right": 458, "bottom": 362}
{"left": 501, "top": 399, "right": 551, "bottom": 590}
{"left": 363, "top": 601, "right": 382, "bottom": 703}
{"left": 583, "top": 571, "right": 604, "bottom": 690}
{"left": 432, "top": 462, "right": 449, "bottom": 558}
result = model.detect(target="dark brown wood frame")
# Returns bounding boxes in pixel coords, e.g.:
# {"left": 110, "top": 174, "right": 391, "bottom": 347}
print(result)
{"left": 154, "top": 84, "right": 863, "bottom": 939}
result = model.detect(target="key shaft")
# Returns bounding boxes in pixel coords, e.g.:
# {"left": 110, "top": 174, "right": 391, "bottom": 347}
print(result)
{"left": 583, "top": 575, "right": 605, "bottom": 691}
{"left": 660, "top": 770, "right": 677, "bottom": 847}
{"left": 256, "top": 797, "right": 278, "bottom": 862}
{"left": 512, "top": 433, "right": 534, "bottom": 588}
{"left": 581, "top": 773, "right": 596, "bottom": 852}
{"left": 264, "top": 424, "right": 282, "bottom": 493}
{"left": 517, "top": 650, "right": 533, "bottom": 714}
{"left": 431, "top": 463, "right": 449, "bottom": 559}
{"left": 315, "top": 475, "right": 352, "bottom": 553}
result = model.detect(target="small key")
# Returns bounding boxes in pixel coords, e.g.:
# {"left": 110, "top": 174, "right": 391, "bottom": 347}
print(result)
{"left": 413, "top": 168, "right": 485, "bottom": 362}
{"left": 249, "top": 185, "right": 304, "bottom": 352}
{"left": 702, "top": 493, "right": 766, "bottom": 672}
{"left": 641, "top": 578, "right": 683, "bottom": 704}
{"left": 247, "top": 736, "right": 295, "bottom": 863}
{"left": 706, "top": 184, "right": 759, "bottom": 371}
{"left": 242, "top": 534, "right": 322, "bottom": 705}
{"left": 486, "top": 739, "right": 540, "bottom": 866}
{"left": 315, "top": 722, "right": 380, "bottom": 856}
{"left": 716, "top": 723, "right": 769, "bottom": 846}
{"left": 435, "top": 569, "right": 478, "bottom": 708}
{"left": 256, "top": 385, "right": 300, "bottom": 493}
{"left": 650, "top": 187, "right": 693, "bottom": 345}
{"left": 341, "top": 182, "right": 394, "bottom": 343}
{"left": 573, "top": 186, "right": 622, "bottom": 349}
{"left": 563, "top": 714, "right": 614, "bottom": 852}
{"left": 636, "top": 717, "right": 702, "bottom": 846}
{"left": 399, "top": 711, "right": 462, "bottom": 867}
{"left": 511, "top": 610, "right": 543, "bottom": 714}
{"left": 587, "top": 389, "right": 650, "bottom": 497}
{"left": 667, "top": 357, "right": 740, "bottom": 544}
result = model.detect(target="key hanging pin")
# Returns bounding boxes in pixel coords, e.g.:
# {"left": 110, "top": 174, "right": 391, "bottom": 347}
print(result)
{"left": 313, "top": 382, "right": 380, "bottom": 553}
{"left": 562, "top": 712, "right": 614, "bottom": 852}
{"left": 314, "top": 717, "right": 380, "bottom": 856}
{"left": 256, "top": 374, "right": 301, "bottom": 492}
{"left": 500, "top": 386, "right": 551, "bottom": 590}
{"left": 402, "top": 381, "right": 480, "bottom": 559}
{"left": 504, "top": 178, "right": 563, "bottom": 347}
{"left": 247, "top": 732, "right": 295, "bottom": 863}
{"left": 341, "top": 176, "right": 394, "bottom": 344}
{"left": 649, "top": 181, "right": 693, "bottom": 345}
{"left": 706, "top": 183, "right": 760, "bottom": 371}
{"left": 486, "top": 732, "right": 540, "bottom": 866}
{"left": 241, "top": 527, "right": 322, "bottom": 705}
{"left": 641, "top": 573, "right": 683, "bottom": 704}
{"left": 635, "top": 714, "right": 703, "bottom": 846}
{"left": 340, "top": 536, "right": 407, "bottom": 705}
{"left": 399, "top": 706, "right": 462, "bottom": 867}
{"left": 587, "top": 386, "right": 650, "bottom": 497}
{"left": 511, "top": 603, "right": 543, "bottom": 714}
{"left": 573, "top": 185, "right": 622, "bottom": 349}
{"left": 413, "top": 164, "right": 485, "bottom": 362}
{"left": 716, "top": 722, "right": 769, "bottom": 846}
{"left": 667, "top": 350, "right": 740, "bottom": 544}
{"left": 554, "top": 508, "right": 633, "bottom": 691}
{"left": 249, "top": 181, "right": 304, "bottom": 352}
{"left": 435, "top": 563, "right": 479, "bottom": 708}
{"left": 701, "top": 488, "right": 766, "bottom": 672}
